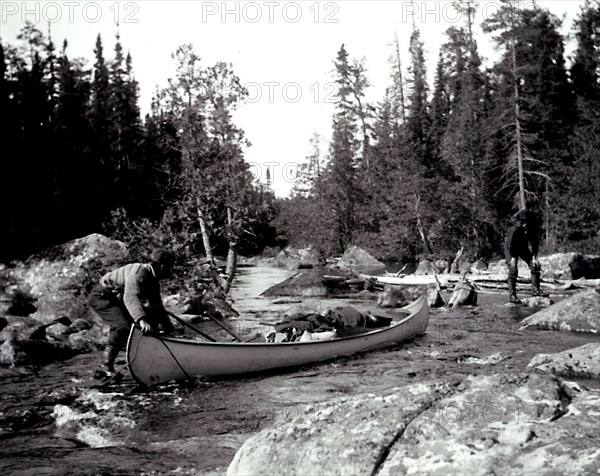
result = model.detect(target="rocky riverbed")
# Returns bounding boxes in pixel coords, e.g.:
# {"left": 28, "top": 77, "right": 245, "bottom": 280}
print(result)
{"left": 1, "top": 278, "right": 599, "bottom": 475}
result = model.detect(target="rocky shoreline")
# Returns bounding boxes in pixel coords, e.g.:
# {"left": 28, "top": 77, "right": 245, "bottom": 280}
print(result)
{"left": 1, "top": 234, "right": 599, "bottom": 475}
{"left": 0, "top": 289, "right": 598, "bottom": 475}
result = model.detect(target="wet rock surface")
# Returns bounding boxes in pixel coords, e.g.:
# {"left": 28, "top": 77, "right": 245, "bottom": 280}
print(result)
{"left": 228, "top": 373, "right": 600, "bottom": 476}
{"left": 1, "top": 266, "right": 599, "bottom": 475}
{"left": 227, "top": 379, "right": 461, "bottom": 476}
{"left": 260, "top": 269, "right": 330, "bottom": 297}
{"left": 528, "top": 343, "right": 600, "bottom": 379}
{"left": 378, "top": 374, "right": 599, "bottom": 476}
{"left": 519, "top": 288, "right": 600, "bottom": 333}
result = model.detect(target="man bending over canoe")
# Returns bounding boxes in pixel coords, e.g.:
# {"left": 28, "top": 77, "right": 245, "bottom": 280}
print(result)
{"left": 89, "top": 249, "right": 176, "bottom": 378}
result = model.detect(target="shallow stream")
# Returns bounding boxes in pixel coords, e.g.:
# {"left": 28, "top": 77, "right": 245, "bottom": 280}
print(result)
{"left": 1, "top": 265, "right": 598, "bottom": 475}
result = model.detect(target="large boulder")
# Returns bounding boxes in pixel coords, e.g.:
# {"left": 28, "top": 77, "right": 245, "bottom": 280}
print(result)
{"left": 519, "top": 289, "right": 600, "bottom": 333}
{"left": 414, "top": 260, "right": 439, "bottom": 275}
{"left": 540, "top": 253, "right": 600, "bottom": 280}
{"left": 0, "top": 234, "right": 128, "bottom": 367}
{"left": 227, "top": 380, "right": 457, "bottom": 476}
{"left": 271, "top": 247, "right": 321, "bottom": 270}
{"left": 489, "top": 253, "right": 600, "bottom": 280}
{"left": 261, "top": 270, "right": 329, "bottom": 297}
{"left": 5, "top": 234, "right": 129, "bottom": 324}
{"left": 528, "top": 343, "right": 600, "bottom": 379}
{"left": 378, "top": 375, "right": 599, "bottom": 476}
{"left": 335, "top": 246, "right": 385, "bottom": 274}
{"left": 488, "top": 259, "right": 524, "bottom": 277}
{"left": 377, "top": 284, "right": 427, "bottom": 308}
{"left": 227, "top": 373, "right": 599, "bottom": 476}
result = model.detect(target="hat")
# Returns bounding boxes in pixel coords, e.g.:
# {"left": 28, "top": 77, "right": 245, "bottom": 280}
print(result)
{"left": 152, "top": 250, "right": 176, "bottom": 268}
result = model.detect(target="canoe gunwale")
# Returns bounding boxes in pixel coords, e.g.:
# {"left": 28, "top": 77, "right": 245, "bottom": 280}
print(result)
{"left": 149, "top": 295, "right": 425, "bottom": 348}
{"left": 126, "top": 295, "right": 429, "bottom": 385}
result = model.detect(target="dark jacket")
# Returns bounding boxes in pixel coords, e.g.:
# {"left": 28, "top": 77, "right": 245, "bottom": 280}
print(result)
{"left": 504, "top": 223, "right": 539, "bottom": 263}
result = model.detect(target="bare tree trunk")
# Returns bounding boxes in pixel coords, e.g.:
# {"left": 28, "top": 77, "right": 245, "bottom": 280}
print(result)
{"left": 509, "top": 4, "right": 527, "bottom": 210}
{"left": 394, "top": 32, "right": 407, "bottom": 124}
{"left": 414, "top": 194, "right": 433, "bottom": 254}
{"left": 197, "top": 207, "right": 214, "bottom": 264}
{"left": 197, "top": 206, "right": 229, "bottom": 293}
{"left": 450, "top": 246, "right": 464, "bottom": 274}
{"left": 545, "top": 177, "right": 551, "bottom": 247}
{"left": 223, "top": 207, "right": 238, "bottom": 294}
{"left": 352, "top": 83, "right": 370, "bottom": 175}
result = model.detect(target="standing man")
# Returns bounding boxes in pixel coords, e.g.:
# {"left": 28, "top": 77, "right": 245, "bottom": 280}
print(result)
{"left": 88, "top": 250, "right": 176, "bottom": 377}
{"left": 504, "top": 209, "right": 543, "bottom": 303}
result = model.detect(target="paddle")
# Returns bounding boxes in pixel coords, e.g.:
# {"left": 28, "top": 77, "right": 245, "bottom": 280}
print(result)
{"left": 165, "top": 311, "right": 217, "bottom": 342}
{"left": 203, "top": 312, "right": 244, "bottom": 342}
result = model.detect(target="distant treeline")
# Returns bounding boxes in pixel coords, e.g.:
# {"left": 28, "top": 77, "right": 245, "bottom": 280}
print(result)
{"left": 1, "top": 1, "right": 599, "bottom": 265}
{"left": 276, "top": 1, "right": 600, "bottom": 262}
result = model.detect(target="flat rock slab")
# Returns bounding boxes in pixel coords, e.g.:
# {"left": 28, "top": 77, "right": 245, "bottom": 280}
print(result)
{"left": 227, "top": 373, "right": 600, "bottom": 476}
{"left": 260, "top": 271, "right": 329, "bottom": 297}
{"left": 519, "top": 289, "right": 600, "bottom": 333}
{"left": 528, "top": 343, "right": 600, "bottom": 379}
{"left": 379, "top": 375, "right": 599, "bottom": 476}
{"left": 227, "top": 380, "right": 458, "bottom": 476}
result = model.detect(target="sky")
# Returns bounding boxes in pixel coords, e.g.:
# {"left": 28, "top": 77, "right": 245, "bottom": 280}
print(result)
{"left": 0, "top": 1, "right": 586, "bottom": 197}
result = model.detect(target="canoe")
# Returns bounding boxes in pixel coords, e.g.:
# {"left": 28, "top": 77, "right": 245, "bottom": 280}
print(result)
{"left": 126, "top": 295, "right": 429, "bottom": 386}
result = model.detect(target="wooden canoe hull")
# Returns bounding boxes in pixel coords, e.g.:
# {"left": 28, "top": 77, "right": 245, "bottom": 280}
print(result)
{"left": 126, "top": 295, "right": 429, "bottom": 386}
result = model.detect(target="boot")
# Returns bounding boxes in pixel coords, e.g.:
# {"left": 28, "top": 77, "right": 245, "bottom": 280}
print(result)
{"left": 508, "top": 277, "right": 520, "bottom": 303}
{"left": 101, "top": 344, "right": 120, "bottom": 374}
{"left": 531, "top": 270, "right": 546, "bottom": 297}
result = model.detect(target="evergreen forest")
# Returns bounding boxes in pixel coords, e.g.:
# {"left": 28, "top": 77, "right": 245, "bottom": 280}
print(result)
{"left": 2, "top": 1, "right": 599, "bottom": 266}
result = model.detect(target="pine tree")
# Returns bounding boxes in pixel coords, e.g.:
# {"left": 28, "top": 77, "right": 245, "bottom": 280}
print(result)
{"left": 401, "top": 28, "right": 434, "bottom": 255}
{"left": 321, "top": 45, "right": 361, "bottom": 253}
{"left": 484, "top": 1, "right": 575, "bottom": 247}
{"left": 108, "top": 32, "right": 143, "bottom": 213}
{"left": 53, "top": 40, "right": 94, "bottom": 239}
{"left": 324, "top": 108, "right": 358, "bottom": 253}
{"left": 389, "top": 32, "right": 407, "bottom": 126}
{"left": 362, "top": 92, "right": 406, "bottom": 259}
{"left": 141, "top": 97, "right": 182, "bottom": 217}
{"left": 563, "top": 1, "right": 600, "bottom": 251}
{"left": 89, "top": 34, "right": 114, "bottom": 216}
{"left": 483, "top": 1, "right": 529, "bottom": 212}
{"left": 0, "top": 42, "right": 20, "bottom": 261}
{"left": 13, "top": 23, "right": 57, "bottom": 252}
{"left": 291, "top": 132, "right": 324, "bottom": 198}
{"left": 428, "top": 51, "right": 451, "bottom": 179}
{"left": 438, "top": 3, "right": 493, "bottom": 257}
{"left": 333, "top": 44, "right": 372, "bottom": 176}
{"left": 571, "top": 1, "right": 600, "bottom": 102}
